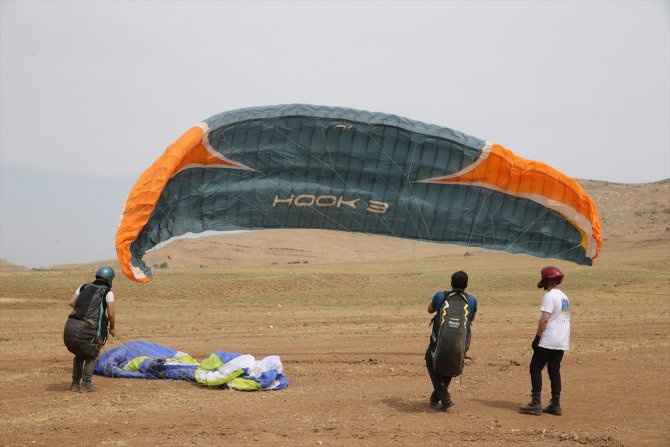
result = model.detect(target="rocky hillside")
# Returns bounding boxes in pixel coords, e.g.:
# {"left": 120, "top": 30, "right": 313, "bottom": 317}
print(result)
{"left": 578, "top": 178, "right": 670, "bottom": 245}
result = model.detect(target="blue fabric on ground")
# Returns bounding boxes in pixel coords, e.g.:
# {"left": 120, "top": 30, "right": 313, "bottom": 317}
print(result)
{"left": 94, "top": 340, "right": 178, "bottom": 378}
{"left": 212, "top": 350, "right": 243, "bottom": 363}
{"left": 94, "top": 340, "right": 287, "bottom": 390}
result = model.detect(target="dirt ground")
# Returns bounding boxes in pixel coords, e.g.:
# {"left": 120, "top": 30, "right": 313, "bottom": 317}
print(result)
{"left": 1, "top": 238, "right": 669, "bottom": 447}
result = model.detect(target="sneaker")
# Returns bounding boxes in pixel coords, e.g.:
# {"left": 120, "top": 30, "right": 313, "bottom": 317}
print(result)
{"left": 429, "top": 392, "right": 440, "bottom": 408}
{"left": 70, "top": 382, "right": 80, "bottom": 392}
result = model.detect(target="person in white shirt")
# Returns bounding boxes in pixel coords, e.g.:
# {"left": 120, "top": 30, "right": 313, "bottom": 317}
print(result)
{"left": 519, "top": 266, "right": 569, "bottom": 416}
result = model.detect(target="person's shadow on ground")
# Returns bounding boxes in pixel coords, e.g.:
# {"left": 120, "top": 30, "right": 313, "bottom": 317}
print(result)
{"left": 46, "top": 382, "right": 73, "bottom": 392}
{"left": 382, "top": 396, "right": 439, "bottom": 413}
{"left": 473, "top": 398, "right": 519, "bottom": 412}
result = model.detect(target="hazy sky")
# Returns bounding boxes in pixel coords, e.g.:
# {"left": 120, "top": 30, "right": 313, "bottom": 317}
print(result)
{"left": 1, "top": 0, "right": 668, "bottom": 268}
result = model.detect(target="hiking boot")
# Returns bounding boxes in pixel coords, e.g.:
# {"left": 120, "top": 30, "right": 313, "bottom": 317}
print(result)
{"left": 436, "top": 397, "right": 455, "bottom": 411}
{"left": 543, "top": 394, "right": 562, "bottom": 416}
{"left": 80, "top": 359, "right": 96, "bottom": 393}
{"left": 70, "top": 381, "right": 80, "bottom": 392}
{"left": 429, "top": 391, "right": 440, "bottom": 408}
{"left": 79, "top": 381, "right": 95, "bottom": 393}
{"left": 519, "top": 393, "right": 542, "bottom": 415}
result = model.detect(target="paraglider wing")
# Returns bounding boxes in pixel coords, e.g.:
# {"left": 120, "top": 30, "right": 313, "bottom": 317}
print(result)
{"left": 116, "top": 104, "right": 602, "bottom": 282}
{"left": 94, "top": 340, "right": 288, "bottom": 390}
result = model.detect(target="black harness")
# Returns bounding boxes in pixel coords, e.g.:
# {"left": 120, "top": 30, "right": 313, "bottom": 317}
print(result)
{"left": 69, "top": 281, "right": 109, "bottom": 343}
{"left": 432, "top": 289, "right": 470, "bottom": 376}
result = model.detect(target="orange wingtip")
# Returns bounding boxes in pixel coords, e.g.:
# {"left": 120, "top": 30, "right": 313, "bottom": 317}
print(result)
{"left": 417, "top": 142, "right": 602, "bottom": 261}
{"left": 116, "top": 123, "right": 254, "bottom": 282}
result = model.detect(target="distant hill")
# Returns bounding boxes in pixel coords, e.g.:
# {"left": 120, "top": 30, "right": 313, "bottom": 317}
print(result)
{"left": 24, "top": 179, "right": 670, "bottom": 272}
{"left": 0, "top": 258, "right": 30, "bottom": 273}
{"left": 578, "top": 178, "right": 670, "bottom": 245}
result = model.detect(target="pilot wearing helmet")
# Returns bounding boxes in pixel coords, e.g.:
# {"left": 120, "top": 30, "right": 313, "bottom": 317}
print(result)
{"left": 64, "top": 266, "right": 117, "bottom": 392}
{"left": 519, "top": 266, "right": 570, "bottom": 416}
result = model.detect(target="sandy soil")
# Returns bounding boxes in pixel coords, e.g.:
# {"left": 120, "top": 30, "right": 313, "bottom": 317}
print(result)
{"left": 1, "top": 242, "right": 669, "bottom": 447}
{"left": 1, "top": 179, "right": 668, "bottom": 446}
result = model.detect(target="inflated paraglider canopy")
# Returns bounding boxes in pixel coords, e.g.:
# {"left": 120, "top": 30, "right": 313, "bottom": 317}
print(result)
{"left": 117, "top": 104, "right": 602, "bottom": 282}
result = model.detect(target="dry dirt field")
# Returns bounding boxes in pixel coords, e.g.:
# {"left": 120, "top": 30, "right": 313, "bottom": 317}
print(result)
{"left": 1, "top": 179, "right": 669, "bottom": 447}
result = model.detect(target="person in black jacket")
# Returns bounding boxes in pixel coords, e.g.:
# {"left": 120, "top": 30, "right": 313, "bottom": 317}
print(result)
{"left": 64, "top": 266, "right": 117, "bottom": 392}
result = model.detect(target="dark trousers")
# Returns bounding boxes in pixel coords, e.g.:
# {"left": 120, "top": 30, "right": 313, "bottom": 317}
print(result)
{"left": 72, "top": 356, "right": 96, "bottom": 384}
{"left": 529, "top": 346, "right": 564, "bottom": 395}
{"left": 425, "top": 347, "right": 452, "bottom": 399}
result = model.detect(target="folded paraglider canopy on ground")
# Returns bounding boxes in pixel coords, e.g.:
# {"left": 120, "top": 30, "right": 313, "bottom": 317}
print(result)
{"left": 94, "top": 340, "right": 288, "bottom": 391}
